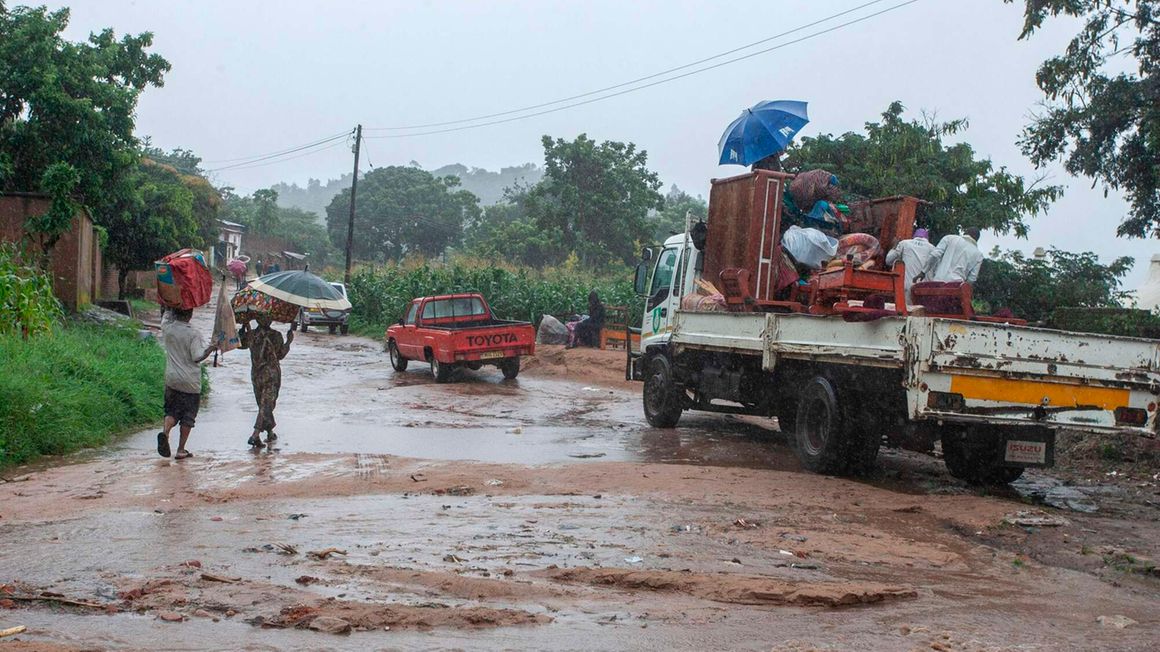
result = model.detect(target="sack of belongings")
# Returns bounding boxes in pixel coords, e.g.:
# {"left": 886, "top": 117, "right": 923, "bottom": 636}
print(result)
{"left": 537, "top": 313, "right": 568, "bottom": 344}
{"left": 782, "top": 226, "right": 838, "bottom": 270}
{"left": 155, "top": 249, "right": 213, "bottom": 309}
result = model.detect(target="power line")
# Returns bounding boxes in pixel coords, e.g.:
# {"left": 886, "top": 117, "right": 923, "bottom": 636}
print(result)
{"left": 202, "top": 130, "right": 352, "bottom": 168}
{"left": 206, "top": 138, "right": 350, "bottom": 173}
{"left": 364, "top": 0, "right": 920, "bottom": 140}
{"left": 364, "top": 0, "right": 890, "bottom": 133}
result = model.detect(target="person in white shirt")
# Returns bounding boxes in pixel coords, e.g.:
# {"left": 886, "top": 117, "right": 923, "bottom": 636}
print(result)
{"left": 930, "top": 227, "right": 984, "bottom": 283}
{"left": 885, "top": 227, "right": 938, "bottom": 303}
{"left": 158, "top": 308, "right": 214, "bottom": 460}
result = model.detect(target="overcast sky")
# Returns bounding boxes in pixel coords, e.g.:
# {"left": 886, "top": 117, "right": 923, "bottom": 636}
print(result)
{"left": 45, "top": 0, "right": 1159, "bottom": 290}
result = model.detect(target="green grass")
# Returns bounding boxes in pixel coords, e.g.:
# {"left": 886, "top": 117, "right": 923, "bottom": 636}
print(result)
{"left": 0, "top": 323, "right": 167, "bottom": 468}
{"left": 130, "top": 298, "right": 160, "bottom": 316}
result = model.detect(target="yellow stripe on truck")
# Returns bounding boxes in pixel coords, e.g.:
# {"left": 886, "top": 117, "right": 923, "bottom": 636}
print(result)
{"left": 949, "top": 376, "right": 1129, "bottom": 409}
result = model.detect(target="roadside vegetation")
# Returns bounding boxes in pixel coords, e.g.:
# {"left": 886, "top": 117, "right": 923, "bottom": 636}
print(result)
{"left": 0, "top": 247, "right": 165, "bottom": 469}
{"left": 346, "top": 260, "right": 636, "bottom": 337}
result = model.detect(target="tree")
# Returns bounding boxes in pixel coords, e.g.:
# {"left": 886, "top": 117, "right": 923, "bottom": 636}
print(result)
{"left": 250, "top": 188, "right": 280, "bottom": 235}
{"left": 465, "top": 183, "right": 568, "bottom": 266}
{"left": 104, "top": 159, "right": 197, "bottom": 298}
{"left": 974, "top": 247, "right": 1133, "bottom": 323}
{"left": 0, "top": 3, "right": 170, "bottom": 246}
{"left": 1008, "top": 0, "right": 1160, "bottom": 237}
{"left": 325, "top": 166, "right": 480, "bottom": 262}
{"left": 523, "top": 134, "right": 664, "bottom": 267}
{"left": 652, "top": 185, "right": 708, "bottom": 243}
{"left": 786, "top": 102, "right": 1061, "bottom": 239}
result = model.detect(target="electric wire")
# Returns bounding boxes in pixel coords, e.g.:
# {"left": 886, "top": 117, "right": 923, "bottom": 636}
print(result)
{"left": 363, "top": 0, "right": 891, "bottom": 132}
{"left": 364, "top": 0, "right": 920, "bottom": 139}
{"left": 207, "top": 139, "right": 350, "bottom": 173}
{"left": 203, "top": 130, "right": 353, "bottom": 170}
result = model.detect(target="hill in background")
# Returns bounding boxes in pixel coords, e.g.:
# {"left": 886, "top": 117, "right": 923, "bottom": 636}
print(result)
{"left": 272, "top": 162, "right": 542, "bottom": 220}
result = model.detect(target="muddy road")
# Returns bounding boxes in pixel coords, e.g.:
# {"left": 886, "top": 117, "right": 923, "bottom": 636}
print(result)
{"left": 2, "top": 308, "right": 1159, "bottom": 651}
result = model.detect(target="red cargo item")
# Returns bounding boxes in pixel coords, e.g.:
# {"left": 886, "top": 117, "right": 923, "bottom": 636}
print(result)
{"left": 155, "top": 249, "right": 213, "bottom": 309}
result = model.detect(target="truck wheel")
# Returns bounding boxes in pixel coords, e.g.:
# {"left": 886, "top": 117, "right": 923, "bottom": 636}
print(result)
{"left": 500, "top": 357, "right": 520, "bottom": 380}
{"left": 340, "top": 324, "right": 349, "bottom": 335}
{"left": 942, "top": 427, "right": 1025, "bottom": 485}
{"left": 643, "top": 355, "right": 682, "bottom": 428}
{"left": 793, "top": 376, "right": 849, "bottom": 474}
{"left": 328, "top": 324, "right": 337, "bottom": 335}
{"left": 300, "top": 321, "right": 309, "bottom": 332}
{"left": 430, "top": 357, "right": 453, "bottom": 383}
{"left": 388, "top": 341, "right": 408, "bottom": 371}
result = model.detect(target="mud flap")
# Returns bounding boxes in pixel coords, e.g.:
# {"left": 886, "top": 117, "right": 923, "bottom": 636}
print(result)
{"left": 1000, "top": 428, "right": 1055, "bottom": 468}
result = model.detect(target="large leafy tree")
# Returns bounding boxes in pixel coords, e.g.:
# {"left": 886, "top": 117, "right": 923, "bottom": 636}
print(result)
{"left": 465, "top": 183, "right": 568, "bottom": 266}
{"left": 523, "top": 134, "right": 664, "bottom": 267}
{"left": 787, "top": 102, "right": 1060, "bottom": 238}
{"left": 1008, "top": 0, "right": 1159, "bottom": 238}
{"left": 652, "top": 185, "right": 708, "bottom": 243}
{"left": 974, "top": 247, "right": 1133, "bottom": 323}
{"left": 0, "top": 3, "right": 171, "bottom": 244}
{"left": 325, "top": 166, "right": 481, "bottom": 262}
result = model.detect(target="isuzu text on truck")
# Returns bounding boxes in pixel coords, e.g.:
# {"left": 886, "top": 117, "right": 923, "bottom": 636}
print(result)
{"left": 628, "top": 170, "right": 1159, "bottom": 484}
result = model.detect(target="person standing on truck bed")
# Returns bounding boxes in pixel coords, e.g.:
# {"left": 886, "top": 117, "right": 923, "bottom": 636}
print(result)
{"left": 930, "top": 227, "right": 984, "bottom": 283}
{"left": 886, "top": 227, "right": 938, "bottom": 303}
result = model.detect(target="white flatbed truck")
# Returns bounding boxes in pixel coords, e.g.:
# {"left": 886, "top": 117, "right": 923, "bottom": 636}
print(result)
{"left": 628, "top": 232, "right": 1160, "bottom": 484}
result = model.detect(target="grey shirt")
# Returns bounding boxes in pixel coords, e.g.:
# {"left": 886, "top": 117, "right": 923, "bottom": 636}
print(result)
{"left": 161, "top": 314, "right": 206, "bottom": 394}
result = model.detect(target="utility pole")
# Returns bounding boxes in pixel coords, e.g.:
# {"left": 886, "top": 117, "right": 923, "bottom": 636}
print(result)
{"left": 343, "top": 124, "right": 362, "bottom": 286}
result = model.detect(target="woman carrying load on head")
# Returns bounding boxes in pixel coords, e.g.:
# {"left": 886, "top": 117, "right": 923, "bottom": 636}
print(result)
{"left": 238, "top": 313, "right": 294, "bottom": 448}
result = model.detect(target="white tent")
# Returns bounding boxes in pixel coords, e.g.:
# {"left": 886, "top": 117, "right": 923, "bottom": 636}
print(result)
{"left": 1136, "top": 254, "right": 1160, "bottom": 311}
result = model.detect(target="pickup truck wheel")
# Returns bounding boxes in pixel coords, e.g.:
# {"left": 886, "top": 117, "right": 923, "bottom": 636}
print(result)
{"left": 500, "top": 357, "right": 520, "bottom": 380}
{"left": 340, "top": 324, "right": 349, "bottom": 335}
{"left": 430, "top": 357, "right": 453, "bottom": 383}
{"left": 328, "top": 324, "right": 337, "bottom": 335}
{"left": 793, "top": 376, "right": 848, "bottom": 474}
{"left": 643, "top": 355, "right": 682, "bottom": 428}
{"left": 300, "top": 322, "right": 309, "bottom": 332}
{"left": 388, "top": 341, "right": 408, "bottom": 371}
{"left": 942, "top": 428, "right": 1025, "bottom": 485}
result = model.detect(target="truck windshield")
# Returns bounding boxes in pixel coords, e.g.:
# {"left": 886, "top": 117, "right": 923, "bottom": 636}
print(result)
{"left": 422, "top": 297, "right": 486, "bottom": 319}
{"left": 650, "top": 247, "right": 679, "bottom": 296}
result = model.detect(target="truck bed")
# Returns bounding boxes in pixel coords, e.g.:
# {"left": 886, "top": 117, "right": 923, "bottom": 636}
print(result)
{"left": 669, "top": 310, "right": 1160, "bottom": 436}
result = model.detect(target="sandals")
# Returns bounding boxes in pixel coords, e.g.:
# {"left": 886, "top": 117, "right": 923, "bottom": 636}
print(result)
{"left": 247, "top": 435, "right": 265, "bottom": 449}
{"left": 174, "top": 450, "right": 193, "bottom": 460}
{"left": 266, "top": 432, "right": 278, "bottom": 442}
{"left": 157, "top": 432, "right": 171, "bottom": 458}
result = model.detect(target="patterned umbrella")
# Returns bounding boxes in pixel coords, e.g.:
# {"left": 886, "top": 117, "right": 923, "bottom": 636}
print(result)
{"left": 247, "top": 270, "right": 351, "bottom": 311}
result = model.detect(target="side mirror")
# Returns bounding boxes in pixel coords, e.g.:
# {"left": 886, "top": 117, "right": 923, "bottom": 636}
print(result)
{"left": 398, "top": 318, "right": 405, "bottom": 325}
{"left": 633, "top": 261, "right": 650, "bottom": 296}
{"left": 641, "top": 247, "right": 654, "bottom": 262}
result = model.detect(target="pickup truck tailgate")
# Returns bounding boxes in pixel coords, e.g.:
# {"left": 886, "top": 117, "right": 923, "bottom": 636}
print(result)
{"left": 913, "top": 319, "right": 1160, "bottom": 434}
{"left": 446, "top": 322, "right": 536, "bottom": 361}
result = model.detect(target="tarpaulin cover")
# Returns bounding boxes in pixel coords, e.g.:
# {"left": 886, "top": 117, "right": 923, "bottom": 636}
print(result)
{"left": 155, "top": 249, "right": 212, "bottom": 309}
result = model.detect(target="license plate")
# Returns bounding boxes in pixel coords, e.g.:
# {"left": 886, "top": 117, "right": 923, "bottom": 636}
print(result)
{"left": 480, "top": 351, "right": 504, "bottom": 359}
{"left": 1005, "top": 440, "right": 1047, "bottom": 464}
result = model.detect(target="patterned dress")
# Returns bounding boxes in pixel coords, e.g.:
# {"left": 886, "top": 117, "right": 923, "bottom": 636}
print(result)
{"left": 240, "top": 325, "right": 291, "bottom": 433}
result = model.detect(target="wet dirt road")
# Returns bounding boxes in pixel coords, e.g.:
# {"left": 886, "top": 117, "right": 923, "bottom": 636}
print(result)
{"left": 2, "top": 307, "right": 1160, "bottom": 651}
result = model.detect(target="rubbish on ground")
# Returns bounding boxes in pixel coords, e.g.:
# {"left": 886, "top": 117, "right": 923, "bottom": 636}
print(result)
{"left": 287, "top": 513, "right": 308, "bottom": 520}
{"left": 780, "top": 533, "right": 808, "bottom": 542}
{"left": 508, "top": 427, "right": 523, "bottom": 434}
{"left": 791, "top": 562, "right": 821, "bottom": 570}
{"left": 778, "top": 550, "right": 795, "bottom": 556}
{"left": 671, "top": 524, "right": 697, "bottom": 533}
{"left": 295, "top": 576, "right": 319, "bottom": 585}
{"left": 435, "top": 485, "right": 474, "bottom": 496}
{"left": 1044, "top": 487, "right": 1099, "bottom": 513}
{"left": 6, "top": 593, "right": 114, "bottom": 611}
{"left": 200, "top": 573, "right": 239, "bottom": 584}
{"left": 1001, "top": 511, "right": 1071, "bottom": 528}
{"left": 158, "top": 611, "right": 184, "bottom": 622}
{"left": 410, "top": 474, "right": 427, "bottom": 483}
{"left": 624, "top": 556, "right": 643, "bottom": 564}
{"left": 733, "top": 518, "right": 759, "bottom": 528}
{"left": 273, "top": 542, "right": 298, "bottom": 555}
{"left": 0, "top": 626, "right": 27, "bottom": 638}
{"left": 485, "top": 479, "right": 504, "bottom": 486}
{"left": 308, "top": 548, "right": 347, "bottom": 560}
{"left": 893, "top": 505, "right": 923, "bottom": 513}
{"left": 1097, "top": 615, "right": 1137, "bottom": 629}
{"left": 443, "top": 554, "right": 467, "bottom": 563}
{"left": 569, "top": 452, "right": 606, "bottom": 459}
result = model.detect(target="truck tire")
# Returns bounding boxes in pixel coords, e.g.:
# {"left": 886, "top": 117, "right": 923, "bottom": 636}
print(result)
{"left": 942, "top": 427, "right": 1025, "bottom": 485}
{"left": 340, "top": 324, "right": 349, "bottom": 335}
{"left": 500, "top": 357, "right": 520, "bottom": 380}
{"left": 329, "top": 324, "right": 337, "bottom": 335}
{"left": 430, "top": 357, "right": 453, "bottom": 383}
{"left": 388, "top": 340, "right": 408, "bottom": 371}
{"left": 300, "top": 321, "right": 308, "bottom": 332}
{"left": 643, "top": 355, "right": 682, "bottom": 428}
{"left": 793, "top": 376, "right": 849, "bottom": 474}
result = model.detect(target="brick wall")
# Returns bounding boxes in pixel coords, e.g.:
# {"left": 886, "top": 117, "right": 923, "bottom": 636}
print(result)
{"left": 0, "top": 193, "right": 101, "bottom": 311}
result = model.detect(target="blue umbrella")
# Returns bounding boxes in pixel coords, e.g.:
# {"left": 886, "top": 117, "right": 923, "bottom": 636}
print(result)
{"left": 718, "top": 100, "right": 809, "bottom": 166}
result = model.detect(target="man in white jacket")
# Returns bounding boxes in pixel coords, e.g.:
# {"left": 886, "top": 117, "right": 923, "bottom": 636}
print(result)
{"left": 930, "top": 227, "right": 984, "bottom": 284}
{"left": 885, "top": 228, "right": 937, "bottom": 303}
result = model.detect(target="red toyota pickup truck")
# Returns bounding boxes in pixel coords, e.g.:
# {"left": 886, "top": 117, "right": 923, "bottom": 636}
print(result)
{"left": 385, "top": 293, "right": 535, "bottom": 382}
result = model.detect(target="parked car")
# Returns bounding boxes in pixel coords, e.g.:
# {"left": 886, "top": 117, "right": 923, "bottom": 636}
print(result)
{"left": 299, "top": 282, "right": 350, "bottom": 334}
{"left": 385, "top": 293, "right": 535, "bottom": 382}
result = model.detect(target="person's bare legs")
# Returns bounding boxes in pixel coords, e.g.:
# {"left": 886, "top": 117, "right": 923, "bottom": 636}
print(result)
{"left": 176, "top": 424, "right": 192, "bottom": 457}
{"left": 162, "top": 416, "right": 177, "bottom": 441}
